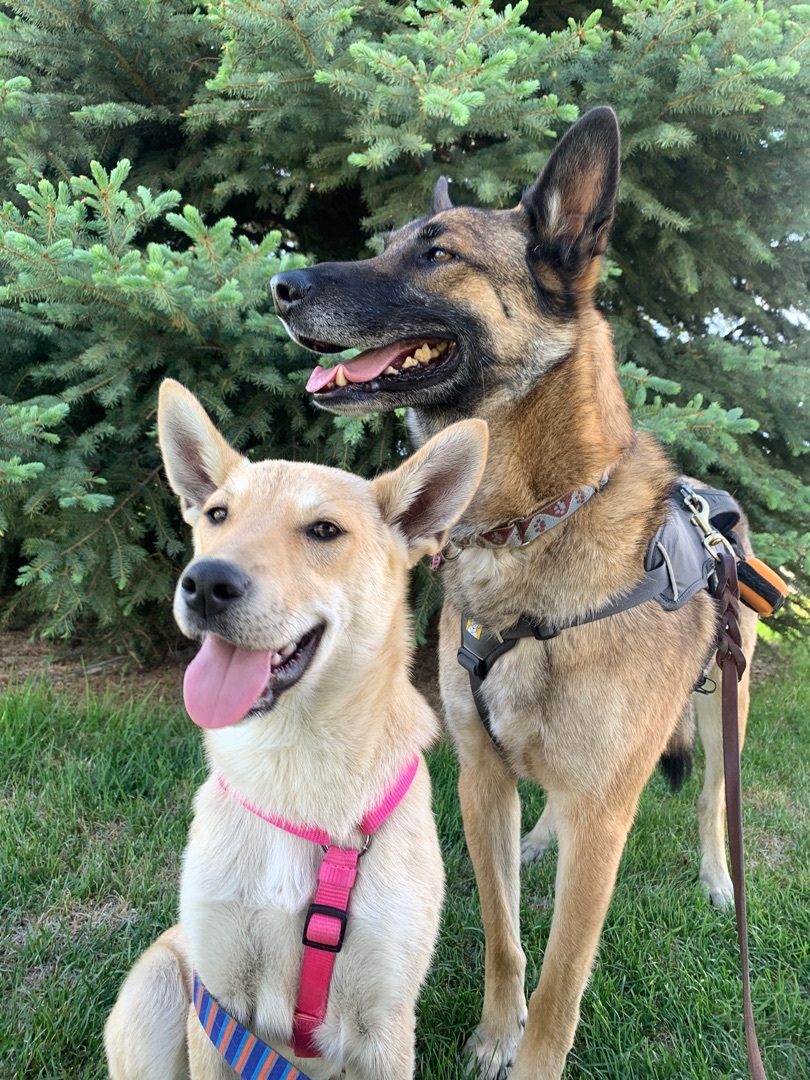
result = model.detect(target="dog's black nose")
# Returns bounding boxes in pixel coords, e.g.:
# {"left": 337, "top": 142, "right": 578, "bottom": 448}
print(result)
{"left": 271, "top": 270, "right": 313, "bottom": 317}
{"left": 180, "top": 559, "right": 250, "bottom": 620}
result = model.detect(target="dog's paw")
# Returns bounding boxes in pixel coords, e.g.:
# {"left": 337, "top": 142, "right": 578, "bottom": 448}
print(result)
{"left": 701, "top": 864, "right": 735, "bottom": 910}
{"left": 520, "top": 824, "right": 554, "bottom": 865}
{"left": 463, "top": 1014, "right": 527, "bottom": 1080}
{"left": 463, "top": 1033, "right": 513, "bottom": 1079}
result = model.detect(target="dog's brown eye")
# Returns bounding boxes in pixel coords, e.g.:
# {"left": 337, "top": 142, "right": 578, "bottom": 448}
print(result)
{"left": 427, "top": 247, "right": 454, "bottom": 263}
{"left": 207, "top": 507, "right": 227, "bottom": 524}
{"left": 306, "top": 521, "right": 343, "bottom": 541}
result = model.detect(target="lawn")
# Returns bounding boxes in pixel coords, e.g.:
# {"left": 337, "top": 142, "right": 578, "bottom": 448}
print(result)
{"left": 1, "top": 643, "right": 808, "bottom": 1079}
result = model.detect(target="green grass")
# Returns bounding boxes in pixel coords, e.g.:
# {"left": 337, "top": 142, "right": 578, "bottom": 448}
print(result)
{"left": 2, "top": 649, "right": 808, "bottom": 1079}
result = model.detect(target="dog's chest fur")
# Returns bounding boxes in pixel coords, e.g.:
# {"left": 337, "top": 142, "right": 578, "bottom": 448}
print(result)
{"left": 180, "top": 768, "right": 443, "bottom": 1075}
{"left": 180, "top": 779, "right": 322, "bottom": 1037}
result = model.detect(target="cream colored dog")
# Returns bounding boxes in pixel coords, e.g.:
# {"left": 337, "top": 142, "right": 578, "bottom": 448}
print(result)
{"left": 104, "top": 379, "right": 488, "bottom": 1080}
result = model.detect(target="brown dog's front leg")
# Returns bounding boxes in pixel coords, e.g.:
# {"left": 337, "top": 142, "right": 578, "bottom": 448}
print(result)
{"left": 509, "top": 793, "right": 637, "bottom": 1080}
{"left": 458, "top": 751, "right": 528, "bottom": 1079}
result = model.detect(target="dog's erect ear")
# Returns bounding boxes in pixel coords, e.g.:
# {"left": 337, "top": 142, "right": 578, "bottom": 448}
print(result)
{"left": 521, "top": 105, "right": 620, "bottom": 272}
{"left": 372, "top": 420, "right": 488, "bottom": 563}
{"left": 157, "top": 379, "right": 243, "bottom": 523}
{"left": 431, "top": 176, "right": 453, "bottom": 215}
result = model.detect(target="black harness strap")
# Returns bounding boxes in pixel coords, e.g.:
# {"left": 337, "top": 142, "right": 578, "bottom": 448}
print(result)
{"left": 458, "top": 563, "right": 672, "bottom": 737}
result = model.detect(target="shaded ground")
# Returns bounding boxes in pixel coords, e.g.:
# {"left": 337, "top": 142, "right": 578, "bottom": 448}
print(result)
{"left": 0, "top": 617, "right": 781, "bottom": 711}
{"left": 0, "top": 626, "right": 445, "bottom": 710}
{"left": 0, "top": 630, "right": 189, "bottom": 702}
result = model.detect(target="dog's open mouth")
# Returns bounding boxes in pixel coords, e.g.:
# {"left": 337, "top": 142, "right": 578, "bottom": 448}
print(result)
{"left": 304, "top": 338, "right": 458, "bottom": 397}
{"left": 246, "top": 626, "right": 323, "bottom": 716}
{"left": 183, "top": 626, "right": 323, "bottom": 729}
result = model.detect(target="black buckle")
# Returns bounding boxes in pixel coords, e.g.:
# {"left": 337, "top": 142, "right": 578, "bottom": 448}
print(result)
{"left": 458, "top": 645, "right": 487, "bottom": 680}
{"left": 302, "top": 903, "right": 347, "bottom": 953}
{"left": 526, "top": 618, "right": 561, "bottom": 641}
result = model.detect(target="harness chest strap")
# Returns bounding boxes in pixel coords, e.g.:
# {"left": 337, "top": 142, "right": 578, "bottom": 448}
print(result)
{"left": 195, "top": 755, "right": 420, "bottom": 1071}
{"left": 457, "top": 564, "right": 673, "bottom": 749}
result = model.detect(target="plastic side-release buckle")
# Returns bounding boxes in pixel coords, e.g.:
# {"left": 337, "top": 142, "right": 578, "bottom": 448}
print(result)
{"left": 457, "top": 644, "right": 487, "bottom": 680}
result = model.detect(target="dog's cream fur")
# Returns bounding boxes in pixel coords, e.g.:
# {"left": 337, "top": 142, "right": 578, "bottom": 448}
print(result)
{"left": 104, "top": 379, "right": 488, "bottom": 1080}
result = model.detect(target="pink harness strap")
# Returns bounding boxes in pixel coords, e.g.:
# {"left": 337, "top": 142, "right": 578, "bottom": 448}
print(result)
{"left": 216, "top": 755, "right": 420, "bottom": 1058}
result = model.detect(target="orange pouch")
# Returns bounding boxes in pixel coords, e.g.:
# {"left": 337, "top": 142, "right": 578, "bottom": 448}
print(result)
{"left": 737, "top": 557, "right": 788, "bottom": 616}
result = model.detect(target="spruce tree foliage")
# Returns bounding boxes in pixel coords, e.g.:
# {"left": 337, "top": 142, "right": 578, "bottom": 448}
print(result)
{"left": 0, "top": 1, "right": 220, "bottom": 212}
{"left": 0, "top": 0, "right": 807, "bottom": 652}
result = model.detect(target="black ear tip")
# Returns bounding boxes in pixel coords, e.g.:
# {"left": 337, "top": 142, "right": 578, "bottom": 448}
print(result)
{"left": 584, "top": 104, "right": 618, "bottom": 120}
{"left": 576, "top": 105, "right": 620, "bottom": 138}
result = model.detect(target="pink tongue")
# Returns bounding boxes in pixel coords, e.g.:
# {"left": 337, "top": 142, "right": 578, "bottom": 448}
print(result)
{"left": 183, "top": 635, "right": 273, "bottom": 729}
{"left": 305, "top": 342, "right": 411, "bottom": 392}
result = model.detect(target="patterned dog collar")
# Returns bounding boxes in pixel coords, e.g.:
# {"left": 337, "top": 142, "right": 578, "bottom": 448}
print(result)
{"left": 432, "top": 473, "right": 608, "bottom": 569}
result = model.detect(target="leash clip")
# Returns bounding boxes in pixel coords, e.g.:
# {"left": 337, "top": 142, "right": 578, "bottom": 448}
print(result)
{"left": 680, "top": 486, "right": 735, "bottom": 563}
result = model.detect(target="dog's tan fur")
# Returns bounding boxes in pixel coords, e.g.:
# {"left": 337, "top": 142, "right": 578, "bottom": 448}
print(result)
{"left": 269, "top": 107, "right": 758, "bottom": 1079}
{"left": 104, "top": 380, "right": 488, "bottom": 1080}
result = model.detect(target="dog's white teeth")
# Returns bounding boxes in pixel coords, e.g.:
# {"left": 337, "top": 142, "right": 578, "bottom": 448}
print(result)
{"left": 381, "top": 342, "right": 453, "bottom": 381}
{"left": 335, "top": 368, "right": 347, "bottom": 387}
{"left": 324, "top": 379, "right": 336, "bottom": 391}
{"left": 269, "top": 641, "right": 298, "bottom": 669}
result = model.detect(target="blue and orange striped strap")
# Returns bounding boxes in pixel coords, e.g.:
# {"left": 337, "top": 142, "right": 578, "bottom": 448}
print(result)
{"left": 194, "top": 971, "right": 311, "bottom": 1080}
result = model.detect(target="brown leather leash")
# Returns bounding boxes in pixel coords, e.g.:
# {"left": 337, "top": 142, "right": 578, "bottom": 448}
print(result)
{"left": 714, "top": 550, "right": 767, "bottom": 1080}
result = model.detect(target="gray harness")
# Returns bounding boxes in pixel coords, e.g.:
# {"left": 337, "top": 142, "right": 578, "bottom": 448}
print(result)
{"left": 457, "top": 483, "right": 743, "bottom": 741}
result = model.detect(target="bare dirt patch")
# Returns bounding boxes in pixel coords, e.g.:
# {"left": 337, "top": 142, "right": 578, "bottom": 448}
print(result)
{"left": 0, "top": 618, "right": 777, "bottom": 712}
{"left": 0, "top": 630, "right": 190, "bottom": 703}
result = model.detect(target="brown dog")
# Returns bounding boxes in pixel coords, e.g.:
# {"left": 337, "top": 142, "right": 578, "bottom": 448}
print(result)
{"left": 270, "top": 106, "right": 758, "bottom": 1079}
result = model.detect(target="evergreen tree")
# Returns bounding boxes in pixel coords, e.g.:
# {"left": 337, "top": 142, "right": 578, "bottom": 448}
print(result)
{"left": 0, "top": 0, "right": 807, "bottom": 651}
{"left": 0, "top": 1, "right": 219, "bottom": 209}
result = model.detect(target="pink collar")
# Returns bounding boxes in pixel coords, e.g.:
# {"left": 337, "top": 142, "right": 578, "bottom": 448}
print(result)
{"left": 216, "top": 754, "right": 419, "bottom": 847}
{"left": 216, "top": 755, "right": 420, "bottom": 1058}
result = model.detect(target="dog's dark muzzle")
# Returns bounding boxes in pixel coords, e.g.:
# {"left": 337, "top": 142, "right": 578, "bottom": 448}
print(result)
{"left": 270, "top": 261, "right": 478, "bottom": 415}
{"left": 271, "top": 262, "right": 426, "bottom": 352}
{"left": 271, "top": 264, "right": 363, "bottom": 345}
